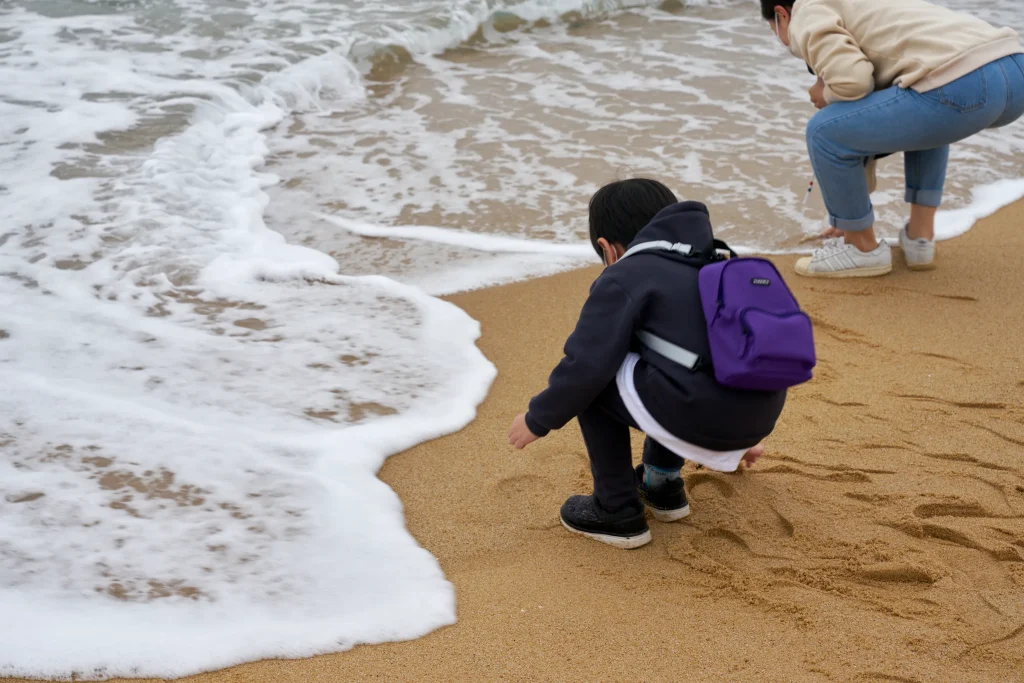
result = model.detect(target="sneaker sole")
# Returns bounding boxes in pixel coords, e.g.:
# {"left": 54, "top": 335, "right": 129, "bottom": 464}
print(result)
{"left": 559, "top": 516, "right": 652, "bottom": 549}
{"left": 646, "top": 503, "right": 691, "bottom": 523}
{"left": 794, "top": 261, "right": 892, "bottom": 278}
{"left": 905, "top": 259, "right": 936, "bottom": 271}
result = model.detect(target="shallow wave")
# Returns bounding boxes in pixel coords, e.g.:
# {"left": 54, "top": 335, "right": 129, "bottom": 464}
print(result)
{"left": 265, "top": 0, "right": 1024, "bottom": 290}
{"left": 352, "top": 0, "right": 701, "bottom": 78}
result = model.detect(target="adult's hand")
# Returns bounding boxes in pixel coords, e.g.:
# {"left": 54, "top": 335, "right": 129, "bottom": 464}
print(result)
{"left": 809, "top": 76, "right": 828, "bottom": 110}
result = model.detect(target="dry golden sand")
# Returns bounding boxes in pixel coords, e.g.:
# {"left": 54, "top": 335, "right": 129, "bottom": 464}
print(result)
{"left": 10, "top": 203, "right": 1024, "bottom": 683}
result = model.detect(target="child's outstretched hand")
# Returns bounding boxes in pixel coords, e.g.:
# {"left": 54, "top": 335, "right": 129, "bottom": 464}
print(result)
{"left": 740, "top": 443, "right": 765, "bottom": 468}
{"left": 508, "top": 413, "right": 541, "bottom": 450}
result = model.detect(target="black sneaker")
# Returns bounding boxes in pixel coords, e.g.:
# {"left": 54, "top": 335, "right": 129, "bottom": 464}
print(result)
{"left": 635, "top": 464, "right": 691, "bottom": 522}
{"left": 559, "top": 495, "right": 651, "bottom": 549}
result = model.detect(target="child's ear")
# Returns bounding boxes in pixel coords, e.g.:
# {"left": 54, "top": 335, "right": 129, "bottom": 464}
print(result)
{"left": 597, "top": 238, "right": 624, "bottom": 266}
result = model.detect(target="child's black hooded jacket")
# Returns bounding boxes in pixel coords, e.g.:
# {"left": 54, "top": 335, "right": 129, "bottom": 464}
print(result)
{"left": 525, "top": 201, "right": 786, "bottom": 451}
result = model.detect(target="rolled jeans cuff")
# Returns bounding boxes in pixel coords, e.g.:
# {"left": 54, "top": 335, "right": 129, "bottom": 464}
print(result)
{"left": 905, "top": 188, "right": 943, "bottom": 207}
{"left": 829, "top": 208, "right": 875, "bottom": 232}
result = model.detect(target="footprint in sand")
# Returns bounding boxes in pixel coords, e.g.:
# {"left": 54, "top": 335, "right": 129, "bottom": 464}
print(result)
{"left": 495, "top": 474, "right": 559, "bottom": 530}
{"left": 688, "top": 528, "right": 755, "bottom": 568}
{"left": 845, "top": 492, "right": 904, "bottom": 505}
{"left": 894, "top": 393, "right": 1006, "bottom": 410}
{"left": 852, "top": 673, "right": 923, "bottom": 683}
{"left": 915, "top": 450, "right": 1013, "bottom": 472}
{"left": 854, "top": 563, "right": 938, "bottom": 586}
{"left": 686, "top": 472, "right": 735, "bottom": 499}
{"left": 894, "top": 522, "right": 1023, "bottom": 562}
{"left": 770, "top": 505, "right": 795, "bottom": 537}
{"left": 759, "top": 464, "right": 873, "bottom": 484}
{"left": 912, "top": 501, "right": 993, "bottom": 519}
{"left": 910, "top": 351, "right": 975, "bottom": 369}
{"left": 495, "top": 473, "right": 553, "bottom": 497}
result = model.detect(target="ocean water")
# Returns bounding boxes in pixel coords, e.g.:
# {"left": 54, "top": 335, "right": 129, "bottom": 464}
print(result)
{"left": 1, "top": 0, "right": 1022, "bottom": 678}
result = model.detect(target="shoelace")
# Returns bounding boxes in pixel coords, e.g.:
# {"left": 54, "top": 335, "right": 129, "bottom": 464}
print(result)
{"left": 815, "top": 237, "right": 849, "bottom": 258}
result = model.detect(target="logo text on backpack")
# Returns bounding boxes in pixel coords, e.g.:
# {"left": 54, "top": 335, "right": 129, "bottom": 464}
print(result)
{"left": 751, "top": 278, "right": 771, "bottom": 287}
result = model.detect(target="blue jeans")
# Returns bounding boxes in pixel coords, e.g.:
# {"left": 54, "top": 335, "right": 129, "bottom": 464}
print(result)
{"left": 807, "top": 54, "right": 1024, "bottom": 231}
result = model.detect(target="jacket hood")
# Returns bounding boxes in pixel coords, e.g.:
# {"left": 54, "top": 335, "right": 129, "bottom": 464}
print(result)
{"left": 628, "top": 201, "right": 715, "bottom": 255}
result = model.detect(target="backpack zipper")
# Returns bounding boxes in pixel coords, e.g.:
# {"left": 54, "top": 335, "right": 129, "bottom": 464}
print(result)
{"left": 738, "top": 307, "right": 811, "bottom": 335}
{"left": 715, "top": 259, "right": 790, "bottom": 309}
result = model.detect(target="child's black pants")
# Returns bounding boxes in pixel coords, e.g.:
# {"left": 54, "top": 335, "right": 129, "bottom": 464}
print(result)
{"left": 577, "top": 381, "right": 683, "bottom": 513}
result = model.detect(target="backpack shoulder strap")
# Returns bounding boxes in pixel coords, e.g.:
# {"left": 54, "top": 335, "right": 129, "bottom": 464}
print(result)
{"left": 617, "top": 240, "right": 715, "bottom": 373}
{"left": 710, "top": 239, "right": 737, "bottom": 260}
{"left": 620, "top": 241, "right": 694, "bottom": 260}
{"left": 621, "top": 239, "right": 734, "bottom": 265}
{"left": 636, "top": 331, "right": 701, "bottom": 371}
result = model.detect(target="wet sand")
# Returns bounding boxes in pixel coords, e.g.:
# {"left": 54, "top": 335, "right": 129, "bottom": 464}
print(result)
{"left": 9, "top": 200, "right": 1024, "bottom": 682}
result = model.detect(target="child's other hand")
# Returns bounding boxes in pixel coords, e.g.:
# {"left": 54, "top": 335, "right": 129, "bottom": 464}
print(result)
{"left": 809, "top": 76, "right": 827, "bottom": 109}
{"left": 508, "top": 413, "right": 541, "bottom": 450}
{"left": 740, "top": 443, "right": 765, "bottom": 468}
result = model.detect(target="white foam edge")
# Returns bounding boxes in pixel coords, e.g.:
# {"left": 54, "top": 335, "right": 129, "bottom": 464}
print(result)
{"left": 932, "top": 177, "right": 1024, "bottom": 241}
{"left": 196, "top": 256, "right": 501, "bottom": 470}
{"left": 315, "top": 212, "right": 597, "bottom": 258}
{"left": 315, "top": 212, "right": 806, "bottom": 258}
{"left": 414, "top": 253, "right": 591, "bottom": 296}
{"left": 315, "top": 212, "right": 827, "bottom": 297}
{"left": 0, "top": 265, "right": 498, "bottom": 680}
{"left": 320, "top": 175, "right": 1024, "bottom": 298}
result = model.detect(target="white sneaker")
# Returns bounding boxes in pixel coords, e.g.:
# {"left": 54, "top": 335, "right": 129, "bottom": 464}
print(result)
{"left": 899, "top": 225, "right": 936, "bottom": 271}
{"left": 795, "top": 238, "right": 892, "bottom": 278}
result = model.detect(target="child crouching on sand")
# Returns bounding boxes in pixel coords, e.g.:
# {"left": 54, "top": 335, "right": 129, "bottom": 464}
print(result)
{"left": 508, "top": 179, "right": 814, "bottom": 549}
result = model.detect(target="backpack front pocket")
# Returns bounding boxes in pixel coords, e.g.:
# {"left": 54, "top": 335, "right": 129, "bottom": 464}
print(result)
{"left": 740, "top": 308, "right": 816, "bottom": 377}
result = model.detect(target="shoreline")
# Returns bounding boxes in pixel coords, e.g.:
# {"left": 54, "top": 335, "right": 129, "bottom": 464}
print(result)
{"left": 7, "top": 199, "right": 1024, "bottom": 682}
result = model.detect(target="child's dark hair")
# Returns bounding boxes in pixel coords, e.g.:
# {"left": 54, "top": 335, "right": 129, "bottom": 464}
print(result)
{"left": 588, "top": 178, "right": 678, "bottom": 257}
{"left": 760, "top": 0, "right": 795, "bottom": 20}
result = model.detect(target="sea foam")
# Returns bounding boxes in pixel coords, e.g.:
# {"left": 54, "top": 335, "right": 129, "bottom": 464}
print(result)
{"left": 0, "top": 3, "right": 503, "bottom": 678}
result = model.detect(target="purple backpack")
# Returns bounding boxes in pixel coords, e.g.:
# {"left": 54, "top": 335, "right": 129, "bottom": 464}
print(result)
{"left": 698, "top": 256, "right": 816, "bottom": 391}
{"left": 622, "top": 241, "right": 816, "bottom": 392}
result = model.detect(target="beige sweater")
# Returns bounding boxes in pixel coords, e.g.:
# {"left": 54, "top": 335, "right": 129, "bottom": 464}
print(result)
{"left": 789, "top": 0, "right": 1023, "bottom": 104}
